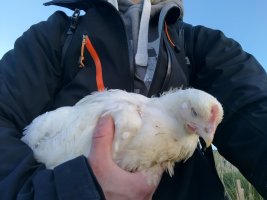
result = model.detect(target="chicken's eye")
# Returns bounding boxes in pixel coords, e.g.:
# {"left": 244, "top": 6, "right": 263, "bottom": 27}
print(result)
{"left": 191, "top": 108, "right": 198, "bottom": 117}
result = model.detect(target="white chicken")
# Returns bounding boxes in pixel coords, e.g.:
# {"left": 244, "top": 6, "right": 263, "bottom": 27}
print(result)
{"left": 21, "top": 88, "right": 223, "bottom": 185}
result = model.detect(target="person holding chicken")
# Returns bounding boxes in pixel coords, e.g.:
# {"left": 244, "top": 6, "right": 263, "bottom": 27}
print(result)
{"left": 0, "top": 0, "right": 266, "bottom": 199}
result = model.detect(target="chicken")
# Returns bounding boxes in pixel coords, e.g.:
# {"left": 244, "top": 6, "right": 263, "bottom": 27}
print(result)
{"left": 21, "top": 88, "right": 223, "bottom": 185}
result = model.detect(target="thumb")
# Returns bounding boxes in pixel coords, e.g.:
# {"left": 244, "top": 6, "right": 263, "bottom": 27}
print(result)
{"left": 89, "top": 115, "right": 115, "bottom": 163}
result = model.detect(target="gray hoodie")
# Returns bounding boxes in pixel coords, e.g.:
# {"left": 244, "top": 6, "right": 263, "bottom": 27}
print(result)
{"left": 107, "top": 0, "right": 183, "bottom": 94}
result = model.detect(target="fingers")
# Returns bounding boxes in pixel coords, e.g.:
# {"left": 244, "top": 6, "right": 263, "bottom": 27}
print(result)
{"left": 89, "top": 115, "right": 115, "bottom": 163}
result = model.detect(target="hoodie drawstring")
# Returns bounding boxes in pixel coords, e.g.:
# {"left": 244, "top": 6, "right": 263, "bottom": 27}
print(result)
{"left": 135, "top": 0, "right": 152, "bottom": 66}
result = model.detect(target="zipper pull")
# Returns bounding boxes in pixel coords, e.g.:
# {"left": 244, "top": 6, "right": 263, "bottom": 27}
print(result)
{"left": 68, "top": 9, "right": 80, "bottom": 34}
{"left": 79, "top": 35, "right": 86, "bottom": 68}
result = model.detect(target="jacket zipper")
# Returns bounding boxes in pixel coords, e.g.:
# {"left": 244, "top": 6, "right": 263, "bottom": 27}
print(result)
{"left": 103, "top": 1, "right": 135, "bottom": 92}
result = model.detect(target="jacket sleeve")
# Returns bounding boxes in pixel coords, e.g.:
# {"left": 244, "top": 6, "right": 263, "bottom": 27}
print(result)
{"left": 0, "top": 11, "right": 103, "bottom": 200}
{"left": 188, "top": 25, "right": 267, "bottom": 198}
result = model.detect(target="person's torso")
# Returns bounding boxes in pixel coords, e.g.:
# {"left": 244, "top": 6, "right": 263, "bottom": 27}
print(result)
{"left": 45, "top": 1, "right": 226, "bottom": 199}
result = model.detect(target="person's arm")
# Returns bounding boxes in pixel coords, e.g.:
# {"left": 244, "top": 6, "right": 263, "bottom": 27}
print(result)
{"left": 187, "top": 24, "right": 267, "bottom": 198}
{"left": 0, "top": 11, "right": 103, "bottom": 199}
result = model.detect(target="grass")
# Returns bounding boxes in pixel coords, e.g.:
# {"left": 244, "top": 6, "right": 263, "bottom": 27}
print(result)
{"left": 213, "top": 151, "right": 264, "bottom": 200}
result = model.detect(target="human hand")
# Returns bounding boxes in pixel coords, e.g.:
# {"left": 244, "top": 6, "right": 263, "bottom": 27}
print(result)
{"left": 88, "top": 115, "right": 161, "bottom": 200}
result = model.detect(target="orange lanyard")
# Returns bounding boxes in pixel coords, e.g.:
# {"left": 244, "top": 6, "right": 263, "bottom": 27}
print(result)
{"left": 79, "top": 34, "right": 105, "bottom": 92}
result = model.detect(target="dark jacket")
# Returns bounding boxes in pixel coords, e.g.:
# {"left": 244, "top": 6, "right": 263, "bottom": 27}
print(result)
{"left": 0, "top": 0, "right": 266, "bottom": 199}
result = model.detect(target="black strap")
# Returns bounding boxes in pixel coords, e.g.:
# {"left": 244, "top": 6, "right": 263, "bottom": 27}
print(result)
{"left": 157, "top": 4, "right": 188, "bottom": 93}
{"left": 160, "top": 42, "right": 172, "bottom": 93}
{"left": 180, "top": 21, "right": 196, "bottom": 80}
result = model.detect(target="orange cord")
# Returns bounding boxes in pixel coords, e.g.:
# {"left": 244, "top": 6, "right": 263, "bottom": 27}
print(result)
{"left": 80, "top": 34, "right": 105, "bottom": 92}
{"left": 164, "top": 22, "right": 176, "bottom": 48}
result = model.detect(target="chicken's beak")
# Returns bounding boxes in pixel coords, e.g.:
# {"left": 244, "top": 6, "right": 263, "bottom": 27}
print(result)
{"left": 186, "top": 123, "right": 215, "bottom": 147}
{"left": 200, "top": 133, "right": 214, "bottom": 148}
{"left": 197, "top": 125, "right": 216, "bottom": 147}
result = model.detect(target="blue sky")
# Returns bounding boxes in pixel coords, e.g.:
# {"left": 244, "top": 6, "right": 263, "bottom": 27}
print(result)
{"left": 1, "top": 0, "right": 266, "bottom": 70}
